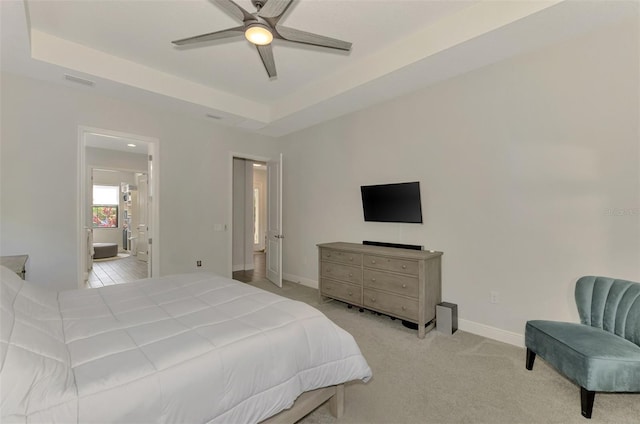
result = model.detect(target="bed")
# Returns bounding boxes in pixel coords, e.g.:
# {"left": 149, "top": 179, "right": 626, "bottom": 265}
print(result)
{"left": 0, "top": 265, "right": 371, "bottom": 423}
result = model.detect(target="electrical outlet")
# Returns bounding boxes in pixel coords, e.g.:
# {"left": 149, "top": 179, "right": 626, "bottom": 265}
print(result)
{"left": 196, "top": 260, "right": 202, "bottom": 267}
{"left": 490, "top": 291, "right": 500, "bottom": 304}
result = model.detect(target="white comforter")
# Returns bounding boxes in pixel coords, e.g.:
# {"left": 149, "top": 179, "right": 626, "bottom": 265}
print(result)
{"left": 0, "top": 266, "right": 371, "bottom": 423}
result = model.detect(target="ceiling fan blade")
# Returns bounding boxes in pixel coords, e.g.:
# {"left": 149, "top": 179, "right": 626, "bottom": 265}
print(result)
{"left": 172, "top": 26, "right": 245, "bottom": 46}
{"left": 257, "top": 0, "right": 293, "bottom": 20}
{"left": 275, "top": 26, "right": 352, "bottom": 51}
{"left": 256, "top": 44, "right": 277, "bottom": 78}
{"left": 213, "top": 0, "right": 255, "bottom": 22}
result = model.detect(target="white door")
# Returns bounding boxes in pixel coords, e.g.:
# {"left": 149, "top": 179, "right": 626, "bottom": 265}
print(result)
{"left": 266, "top": 154, "right": 283, "bottom": 287}
{"left": 137, "top": 174, "right": 148, "bottom": 263}
{"left": 84, "top": 169, "right": 94, "bottom": 280}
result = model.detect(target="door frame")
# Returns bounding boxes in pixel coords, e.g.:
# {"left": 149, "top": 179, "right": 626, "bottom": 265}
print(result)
{"left": 228, "top": 152, "right": 273, "bottom": 278}
{"left": 77, "top": 126, "right": 160, "bottom": 288}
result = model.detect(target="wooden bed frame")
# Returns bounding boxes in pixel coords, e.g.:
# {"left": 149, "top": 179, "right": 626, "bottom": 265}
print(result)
{"left": 260, "top": 384, "right": 345, "bottom": 423}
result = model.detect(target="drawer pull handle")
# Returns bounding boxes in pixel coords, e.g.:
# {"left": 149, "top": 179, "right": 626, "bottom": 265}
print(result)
{"left": 348, "top": 273, "right": 353, "bottom": 277}
{"left": 402, "top": 265, "right": 407, "bottom": 269}
{"left": 402, "top": 284, "right": 407, "bottom": 288}
{"left": 349, "top": 257, "right": 353, "bottom": 261}
{"left": 371, "top": 278, "right": 376, "bottom": 282}
{"left": 327, "top": 254, "right": 331, "bottom": 258}
{"left": 348, "top": 291, "right": 353, "bottom": 296}
{"left": 371, "top": 260, "right": 376, "bottom": 264}
{"left": 371, "top": 298, "right": 376, "bottom": 303}
{"left": 402, "top": 306, "right": 406, "bottom": 311}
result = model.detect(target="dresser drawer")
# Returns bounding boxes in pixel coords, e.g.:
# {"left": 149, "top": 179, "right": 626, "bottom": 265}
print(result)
{"left": 363, "top": 289, "right": 418, "bottom": 321}
{"left": 363, "top": 255, "right": 419, "bottom": 276}
{"left": 321, "top": 262, "right": 362, "bottom": 285}
{"left": 321, "top": 279, "right": 362, "bottom": 304}
{"left": 321, "top": 248, "right": 362, "bottom": 266}
{"left": 363, "top": 269, "right": 418, "bottom": 297}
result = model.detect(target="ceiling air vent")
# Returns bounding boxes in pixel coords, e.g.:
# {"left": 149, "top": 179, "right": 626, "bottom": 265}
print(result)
{"left": 206, "top": 114, "right": 222, "bottom": 120}
{"left": 64, "top": 74, "right": 95, "bottom": 87}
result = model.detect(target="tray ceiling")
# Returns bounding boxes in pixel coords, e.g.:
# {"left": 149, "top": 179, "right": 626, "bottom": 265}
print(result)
{"left": 2, "top": 0, "right": 637, "bottom": 136}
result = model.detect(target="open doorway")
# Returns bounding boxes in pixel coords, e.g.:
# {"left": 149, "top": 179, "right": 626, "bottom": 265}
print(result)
{"left": 89, "top": 167, "right": 148, "bottom": 287}
{"left": 232, "top": 158, "right": 267, "bottom": 283}
{"left": 78, "top": 127, "right": 159, "bottom": 288}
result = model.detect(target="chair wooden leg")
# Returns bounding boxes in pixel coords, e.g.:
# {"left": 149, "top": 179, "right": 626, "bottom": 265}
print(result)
{"left": 580, "top": 387, "right": 595, "bottom": 419}
{"left": 525, "top": 348, "right": 536, "bottom": 370}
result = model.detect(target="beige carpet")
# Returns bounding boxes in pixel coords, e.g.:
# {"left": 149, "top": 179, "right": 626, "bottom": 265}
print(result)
{"left": 246, "top": 279, "right": 640, "bottom": 424}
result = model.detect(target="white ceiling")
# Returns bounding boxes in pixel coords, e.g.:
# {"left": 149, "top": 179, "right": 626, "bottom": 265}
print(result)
{"left": 1, "top": 0, "right": 638, "bottom": 137}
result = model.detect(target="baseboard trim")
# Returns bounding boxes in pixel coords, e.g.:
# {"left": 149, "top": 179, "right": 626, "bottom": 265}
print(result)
{"left": 282, "top": 273, "right": 525, "bottom": 347}
{"left": 232, "top": 264, "right": 255, "bottom": 272}
{"left": 458, "top": 319, "right": 524, "bottom": 347}
{"left": 283, "top": 273, "right": 318, "bottom": 289}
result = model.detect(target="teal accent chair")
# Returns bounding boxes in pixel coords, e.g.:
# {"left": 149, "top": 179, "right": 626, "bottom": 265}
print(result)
{"left": 525, "top": 276, "right": 640, "bottom": 418}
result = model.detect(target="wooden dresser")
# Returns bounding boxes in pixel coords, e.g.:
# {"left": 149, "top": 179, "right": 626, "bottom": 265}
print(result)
{"left": 318, "top": 242, "right": 442, "bottom": 338}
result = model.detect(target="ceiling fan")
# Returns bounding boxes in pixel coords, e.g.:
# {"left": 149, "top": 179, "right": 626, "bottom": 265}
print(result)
{"left": 172, "top": 0, "right": 352, "bottom": 78}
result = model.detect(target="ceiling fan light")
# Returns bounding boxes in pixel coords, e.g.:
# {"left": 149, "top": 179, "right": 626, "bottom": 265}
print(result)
{"left": 245, "top": 25, "right": 273, "bottom": 45}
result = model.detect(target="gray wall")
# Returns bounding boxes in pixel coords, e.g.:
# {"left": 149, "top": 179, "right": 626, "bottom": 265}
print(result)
{"left": 1, "top": 16, "right": 637, "bottom": 346}
{"left": 277, "top": 18, "right": 640, "bottom": 344}
{"left": 0, "top": 72, "right": 279, "bottom": 290}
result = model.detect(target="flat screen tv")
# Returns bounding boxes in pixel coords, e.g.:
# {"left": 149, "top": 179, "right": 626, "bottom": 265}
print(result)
{"left": 361, "top": 181, "right": 423, "bottom": 223}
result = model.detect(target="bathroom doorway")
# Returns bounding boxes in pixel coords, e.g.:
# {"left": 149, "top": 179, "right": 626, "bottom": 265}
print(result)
{"left": 232, "top": 157, "right": 267, "bottom": 283}
{"left": 78, "top": 126, "right": 159, "bottom": 288}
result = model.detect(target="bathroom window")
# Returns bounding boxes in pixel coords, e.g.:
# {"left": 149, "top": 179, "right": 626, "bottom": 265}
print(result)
{"left": 92, "top": 185, "right": 119, "bottom": 228}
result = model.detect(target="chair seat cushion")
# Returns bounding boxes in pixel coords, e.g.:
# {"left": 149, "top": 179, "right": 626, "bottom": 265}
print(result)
{"left": 525, "top": 320, "right": 640, "bottom": 392}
